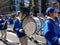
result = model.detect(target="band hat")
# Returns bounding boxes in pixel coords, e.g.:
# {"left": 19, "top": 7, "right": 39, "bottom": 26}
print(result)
{"left": 54, "top": 8, "right": 59, "bottom": 13}
{"left": 46, "top": 7, "right": 55, "bottom": 15}
{"left": 46, "top": 7, "right": 59, "bottom": 15}
{"left": 17, "top": 11, "right": 21, "bottom": 15}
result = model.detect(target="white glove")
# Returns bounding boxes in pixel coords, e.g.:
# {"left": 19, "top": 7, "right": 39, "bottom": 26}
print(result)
{"left": 58, "top": 38, "right": 60, "bottom": 44}
{"left": 59, "top": 24, "right": 60, "bottom": 27}
{"left": 19, "top": 29, "right": 23, "bottom": 32}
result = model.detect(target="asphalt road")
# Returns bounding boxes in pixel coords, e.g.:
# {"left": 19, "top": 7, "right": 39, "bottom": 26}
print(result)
{"left": 0, "top": 24, "right": 46, "bottom": 45}
{"left": 0, "top": 31, "right": 38, "bottom": 45}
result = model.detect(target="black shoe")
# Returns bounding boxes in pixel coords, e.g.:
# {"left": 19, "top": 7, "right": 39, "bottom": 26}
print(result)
{"left": 0, "top": 39, "right": 2, "bottom": 41}
{"left": 34, "top": 40, "right": 39, "bottom": 44}
{"left": 3, "top": 41, "right": 9, "bottom": 45}
{"left": 2, "top": 40, "right": 8, "bottom": 44}
{"left": 2, "top": 41, "right": 7, "bottom": 44}
{"left": 5, "top": 40, "right": 8, "bottom": 42}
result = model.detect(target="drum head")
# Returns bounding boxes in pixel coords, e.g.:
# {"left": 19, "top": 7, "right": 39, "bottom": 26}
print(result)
{"left": 22, "top": 16, "right": 36, "bottom": 36}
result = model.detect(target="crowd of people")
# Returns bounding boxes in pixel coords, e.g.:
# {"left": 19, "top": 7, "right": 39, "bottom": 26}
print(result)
{"left": 0, "top": 7, "right": 60, "bottom": 45}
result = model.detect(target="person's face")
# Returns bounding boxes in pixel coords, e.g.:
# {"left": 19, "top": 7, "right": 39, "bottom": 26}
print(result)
{"left": 49, "top": 12, "right": 56, "bottom": 18}
{"left": 18, "top": 13, "right": 23, "bottom": 18}
{"left": 0, "top": 17, "right": 2, "bottom": 20}
{"left": 54, "top": 12, "right": 59, "bottom": 17}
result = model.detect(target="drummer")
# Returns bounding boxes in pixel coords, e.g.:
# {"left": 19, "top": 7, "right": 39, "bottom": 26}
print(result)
{"left": 29, "top": 11, "right": 34, "bottom": 17}
{"left": 13, "top": 11, "right": 27, "bottom": 45}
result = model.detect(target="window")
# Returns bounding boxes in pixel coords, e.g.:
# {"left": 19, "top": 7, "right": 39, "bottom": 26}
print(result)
{"left": 24, "top": 0, "right": 30, "bottom": 8}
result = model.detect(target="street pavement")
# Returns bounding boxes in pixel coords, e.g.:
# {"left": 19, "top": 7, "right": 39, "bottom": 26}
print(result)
{"left": 0, "top": 31, "right": 38, "bottom": 45}
{"left": 0, "top": 25, "right": 46, "bottom": 45}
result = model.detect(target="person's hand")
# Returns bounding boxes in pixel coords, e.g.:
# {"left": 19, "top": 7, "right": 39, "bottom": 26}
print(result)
{"left": 58, "top": 38, "right": 60, "bottom": 44}
{"left": 19, "top": 29, "right": 23, "bottom": 32}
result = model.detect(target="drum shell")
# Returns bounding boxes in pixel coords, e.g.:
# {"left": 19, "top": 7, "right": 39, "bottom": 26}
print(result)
{"left": 22, "top": 16, "right": 41, "bottom": 36}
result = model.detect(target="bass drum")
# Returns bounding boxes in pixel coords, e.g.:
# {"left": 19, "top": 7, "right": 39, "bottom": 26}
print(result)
{"left": 22, "top": 16, "right": 41, "bottom": 36}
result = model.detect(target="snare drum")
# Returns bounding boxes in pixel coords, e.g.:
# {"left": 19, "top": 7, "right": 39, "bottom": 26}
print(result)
{"left": 22, "top": 16, "right": 41, "bottom": 36}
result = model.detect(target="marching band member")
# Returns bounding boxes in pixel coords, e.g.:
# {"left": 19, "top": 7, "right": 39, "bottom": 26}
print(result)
{"left": 13, "top": 11, "right": 27, "bottom": 45}
{"left": 43, "top": 7, "right": 60, "bottom": 45}
{"left": 54, "top": 9, "right": 60, "bottom": 26}
{"left": 54, "top": 9, "right": 60, "bottom": 37}
{"left": 0, "top": 16, "right": 8, "bottom": 43}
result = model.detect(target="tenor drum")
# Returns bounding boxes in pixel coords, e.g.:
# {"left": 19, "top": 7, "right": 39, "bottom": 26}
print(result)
{"left": 22, "top": 16, "right": 41, "bottom": 36}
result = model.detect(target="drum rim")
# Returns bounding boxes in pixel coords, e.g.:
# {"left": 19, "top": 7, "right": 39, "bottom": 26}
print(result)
{"left": 31, "top": 17, "right": 37, "bottom": 34}
{"left": 32, "top": 17, "right": 41, "bottom": 33}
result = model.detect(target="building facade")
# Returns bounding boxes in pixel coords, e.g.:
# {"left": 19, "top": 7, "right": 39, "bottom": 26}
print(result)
{"left": 0, "top": 0, "right": 59, "bottom": 15}
{"left": 0, "top": 0, "right": 13, "bottom": 14}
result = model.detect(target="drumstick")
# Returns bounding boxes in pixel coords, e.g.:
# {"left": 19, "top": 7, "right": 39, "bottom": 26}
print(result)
{"left": 2, "top": 20, "right": 7, "bottom": 28}
{"left": 21, "top": 15, "right": 27, "bottom": 21}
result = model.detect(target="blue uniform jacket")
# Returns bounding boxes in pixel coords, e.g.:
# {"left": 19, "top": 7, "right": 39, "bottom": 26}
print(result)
{"left": 13, "top": 18, "right": 26, "bottom": 38}
{"left": 8, "top": 18, "right": 13, "bottom": 24}
{"left": 43, "top": 19, "right": 59, "bottom": 45}
{"left": 0, "top": 19, "right": 7, "bottom": 30}
{"left": 54, "top": 17, "right": 60, "bottom": 26}
{"left": 0, "top": 19, "right": 4, "bottom": 30}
